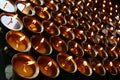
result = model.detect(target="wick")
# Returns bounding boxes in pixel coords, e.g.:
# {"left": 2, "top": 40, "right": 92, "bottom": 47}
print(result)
{"left": 3, "top": 1, "right": 9, "bottom": 9}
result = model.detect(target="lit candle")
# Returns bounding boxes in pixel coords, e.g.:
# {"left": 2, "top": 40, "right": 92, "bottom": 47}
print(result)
{"left": 6, "top": 31, "right": 31, "bottom": 52}
{"left": 42, "top": 20, "right": 60, "bottom": 36}
{"left": 31, "top": 35, "right": 52, "bottom": 55}
{"left": 35, "top": 6, "right": 51, "bottom": 20}
{"left": 0, "top": 13, "right": 23, "bottom": 31}
{"left": 57, "top": 53, "right": 77, "bottom": 73}
{"left": 89, "top": 58, "right": 106, "bottom": 76}
{"left": 82, "top": 41, "right": 97, "bottom": 57}
{"left": 68, "top": 40, "right": 84, "bottom": 57}
{"left": 23, "top": 16, "right": 44, "bottom": 33}
{"left": 59, "top": 25, "right": 75, "bottom": 40}
{"left": 37, "top": 56, "right": 60, "bottom": 78}
{"left": 16, "top": 1, "right": 35, "bottom": 16}
{"left": 53, "top": 12, "right": 67, "bottom": 25}
{"left": 94, "top": 44, "right": 108, "bottom": 59}
{"left": 0, "top": 0, "right": 17, "bottom": 12}
{"left": 47, "top": 0, "right": 59, "bottom": 11}
{"left": 76, "top": 57, "right": 92, "bottom": 76}
{"left": 50, "top": 36, "right": 68, "bottom": 52}
{"left": 103, "top": 59, "right": 118, "bottom": 75}
{"left": 73, "top": 28, "right": 87, "bottom": 42}
{"left": 11, "top": 53, "right": 39, "bottom": 79}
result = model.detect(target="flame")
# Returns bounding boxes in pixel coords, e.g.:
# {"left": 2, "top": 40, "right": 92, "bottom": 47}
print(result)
{"left": 83, "top": 61, "right": 88, "bottom": 66}
{"left": 66, "top": 56, "right": 73, "bottom": 61}
{"left": 44, "top": 61, "right": 52, "bottom": 70}
{"left": 19, "top": 36, "right": 25, "bottom": 41}
{"left": 110, "top": 61, "right": 113, "bottom": 67}
{"left": 66, "top": 28, "right": 71, "bottom": 32}
{"left": 26, "top": 3, "right": 31, "bottom": 7}
{"left": 12, "top": 14, "right": 18, "bottom": 20}
{"left": 40, "top": 38, "right": 45, "bottom": 43}
{"left": 43, "top": 7, "right": 48, "bottom": 11}
{"left": 50, "top": 22, "right": 53, "bottom": 26}
{"left": 27, "top": 61, "right": 35, "bottom": 65}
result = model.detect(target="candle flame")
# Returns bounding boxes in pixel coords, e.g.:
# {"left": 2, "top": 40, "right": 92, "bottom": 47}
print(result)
{"left": 49, "top": 22, "right": 53, "bottom": 26}
{"left": 12, "top": 14, "right": 18, "bottom": 20}
{"left": 44, "top": 61, "right": 52, "bottom": 70}
{"left": 26, "top": 3, "right": 31, "bottom": 7}
{"left": 100, "top": 47, "right": 103, "bottom": 51}
{"left": 19, "top": 36, "right": 25, "bottom": 41}
{"left": 110, "top": 61, "right": 113, "bottom": 67}
{"left": 50, "top": 0, "right": 54, "bottom": 4}
{"left": 66, "top": 56, "right": 73, "bottom": 61}
{"left": 57, "top": 13, "right": 62, "bottom": 17}
{"left": 32, "top": 20, "right": 37, "bottom": 24}
{"left": 97, "top": 63, "right": 102, "bottom": 66}
{"left": 74, "top": 43, "right": 78, "bottom": 48}
{"left": 79, "top": 30, "right": 83, "bottom": 34}
{"left": 88, "top": 44, "right": 91, "bottom": 49}
{"left": 27, "top": 61, "right": 35, "bottom": 65}
{"left": 40, "top": 38, "right": 45, "bottom": 43}
{"left": 83, "top": 61, "right": 88, "bottom": 66}
{"left": 43, "top": 7, "right": 48, "bottom": 11}
{"left": 66, "top": 28, "right": 71, "bottom": 32}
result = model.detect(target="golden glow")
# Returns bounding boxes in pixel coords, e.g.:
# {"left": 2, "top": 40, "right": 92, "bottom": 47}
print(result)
{"left": 19, "top": 36, "right": 25, "bottom": 41}
{"left": 110, "top": 61, "right": 113, "bottom": 67}
{"left": 49, "top": 22, "right": 53, "bottom": 26}
{"left": 44, "top": 61, "right": 52, "bottom": 70}
{"left": 27, "top": 61, "right": 35, "bottom": 65}
{"left": 88, "top": 44, "right": 91, "bottom": 49}
{"left": 57, "top": 13, "right": 62, "bottom": 16}
{"left": 66, "top": 28, "right": 71, "bottom": 32}
{"left": 43, "top": 7, "right": 48, "bottom": 11}
{"left": 26, "top": 3, "right": 31, "bottom": 7}
{"left": 83, "top": 61, "right": 88, "bottom": 66}
{"left": 40, "top": 38, "right": 45, "bottom": 43}
{"left": 100, "top": 47, "right": 103, "bottom": 51}
{"left": 66, "top": 56, "right": 73, "bottom": 61}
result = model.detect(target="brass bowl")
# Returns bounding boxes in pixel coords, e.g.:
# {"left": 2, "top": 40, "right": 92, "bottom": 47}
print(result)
{"left": 57, "top": 53, "right": 77, "bottom": 73}
{"left": 31, "top": 35, "right": 52, "bottom": 55}
{"left": 23, "top": 16, "right": 44, "bottom": 33}
{"left": 76, "top": 57, "right": 92, "bottom": 76}
{"left": 6, "top": 31, "right": 31, "bottom": 52}
{"left": 11, "top": 53, "right": 39, "bottom": 79}
{"left": 37, "top": 56, "right": 60, "bottom": 78}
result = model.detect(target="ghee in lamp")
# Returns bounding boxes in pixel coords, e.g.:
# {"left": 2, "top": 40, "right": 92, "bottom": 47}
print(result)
{"left": 31, "top": 35, "right": 52, "bottom": 55}
{"left": 57, "top": 53, "right": 77, "bottom": 73}
{"left": 42, "top": 20, "right": 60, "bottom": 36}
{"left": 37, "top": 56, "right": 60, "bottom": 78}
{"left": 11, "top": 53, "right": 39, "bottom": 79}
{"left": 0, "top": 13, "right": 23, "bottom": 31}
{"left": 23, "top": 16, "right": 44, "bottom": 33}
{"left": 6, "top": 31, "right": 31, "bottom": 52}
{"left": 50, "top": 36, "right": 68, "bottom": 52}
{"left": 75, "top": 57, "right": 92, "bottom": 76}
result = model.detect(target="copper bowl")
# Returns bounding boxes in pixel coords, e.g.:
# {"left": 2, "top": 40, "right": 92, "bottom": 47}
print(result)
{"left": 11, "top": 53, "right": 39, "bottom": 79}
{"left": 6, "top": 31, "right": 31, "bottom": 52}
{"left": 37, "top": 56, "right": 60, "bottom": 78}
